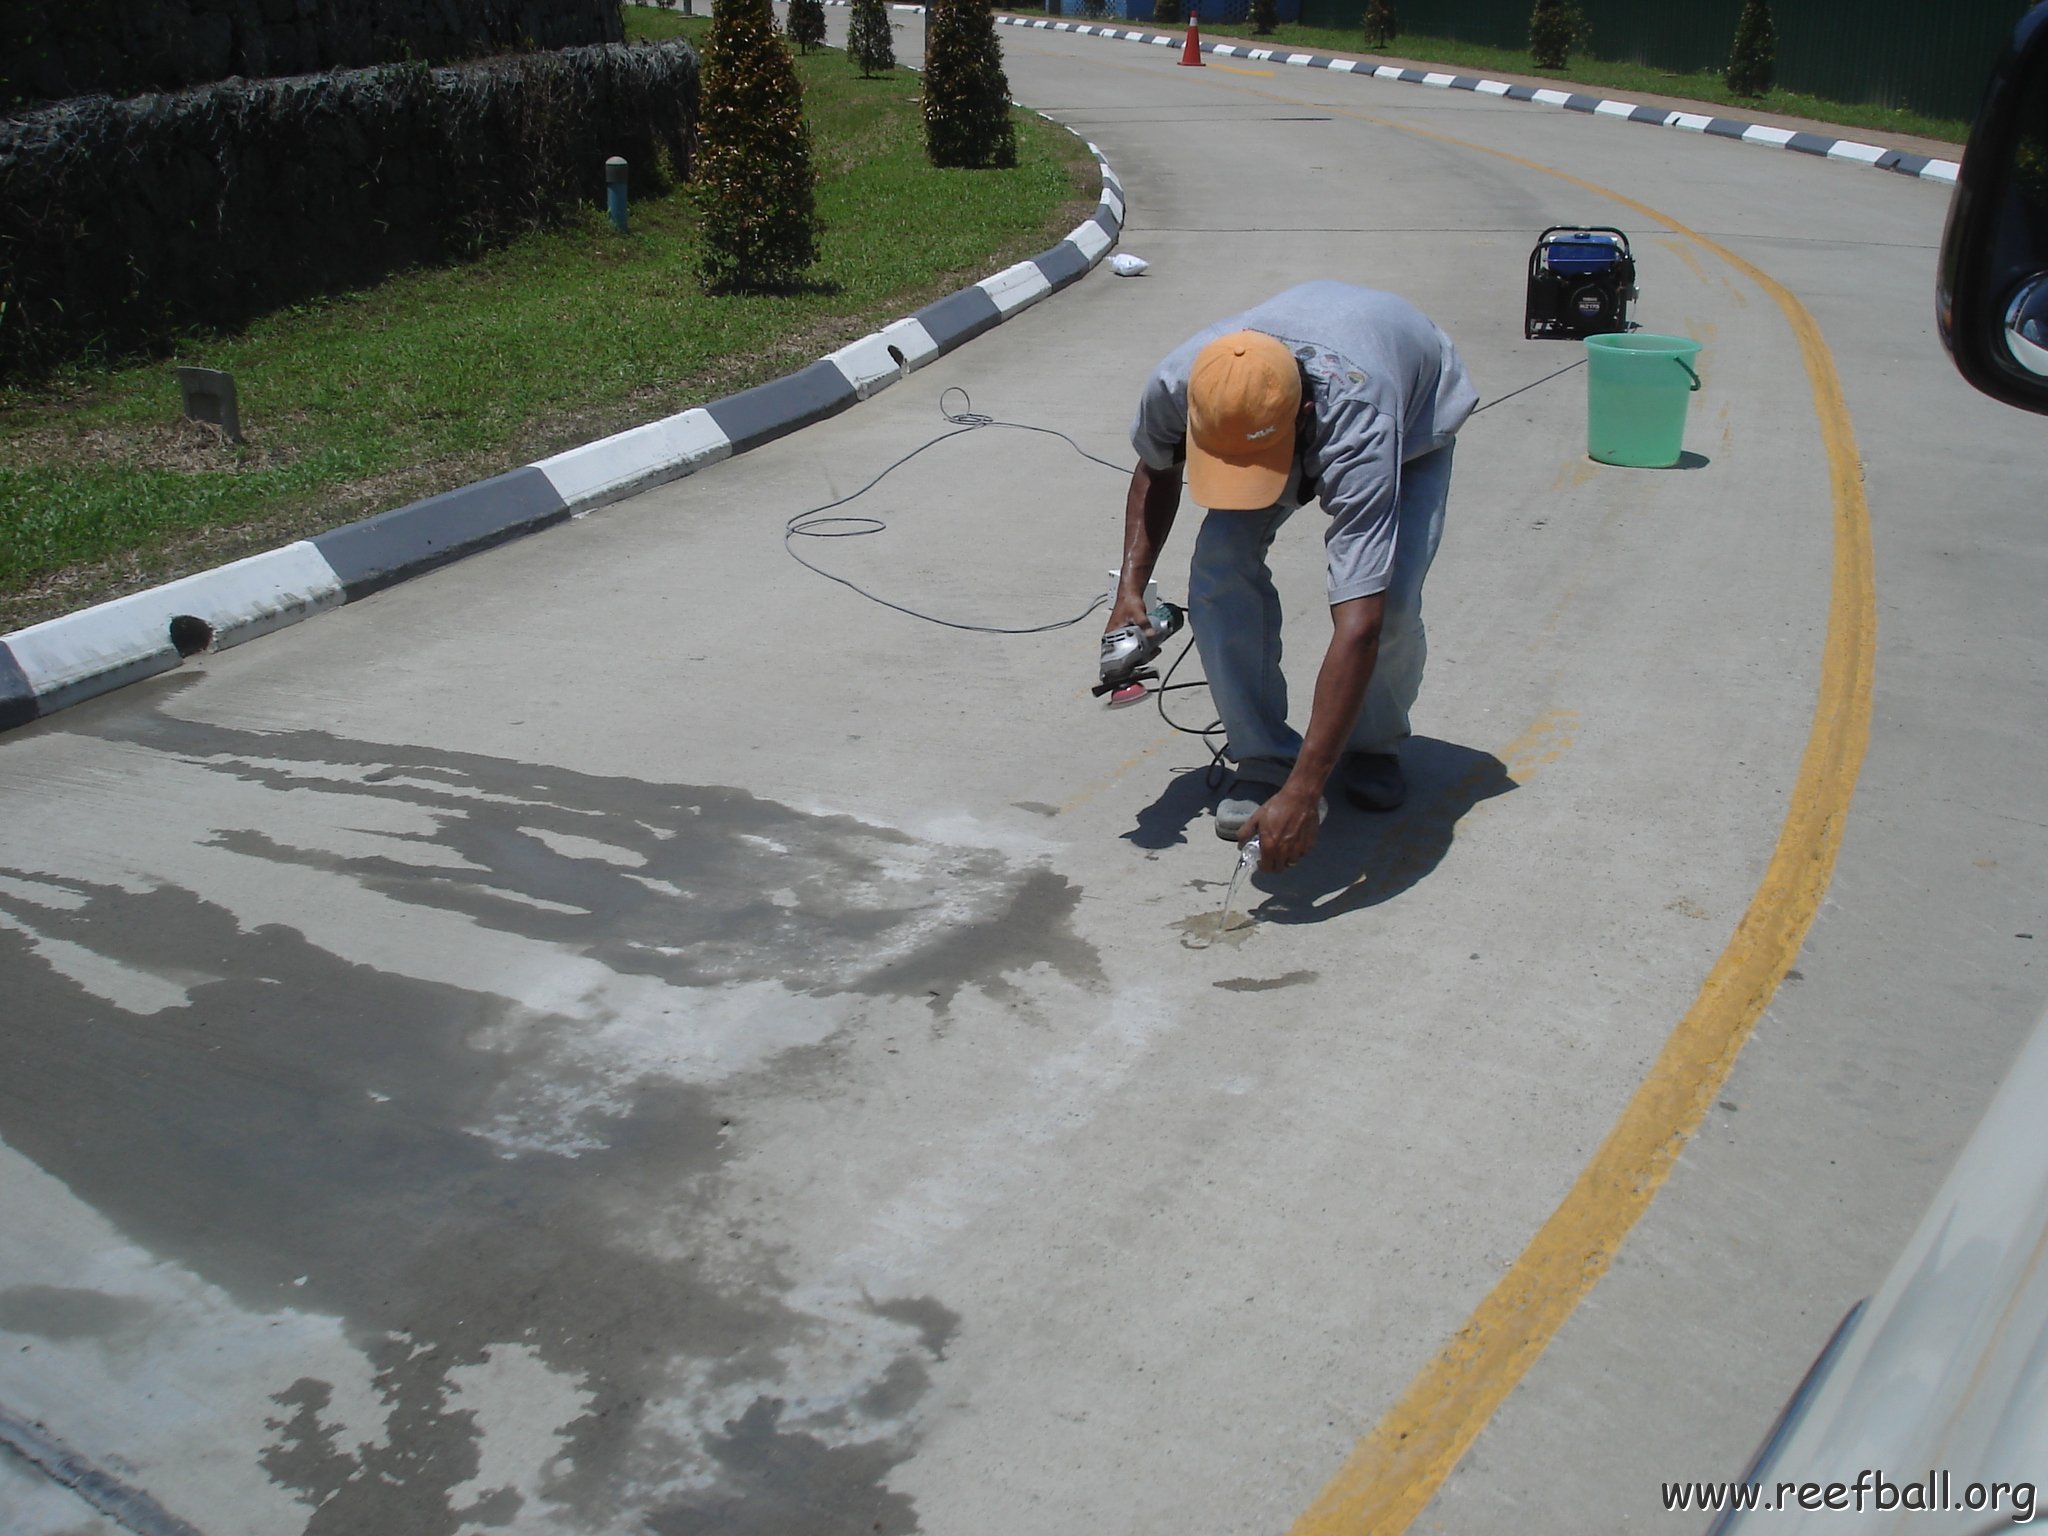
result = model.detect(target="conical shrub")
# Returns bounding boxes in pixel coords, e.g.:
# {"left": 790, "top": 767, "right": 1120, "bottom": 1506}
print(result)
{"left": 1362, "top": 0, "right": 1396, "bottom": 50}
{"left": 789, "top": 0, "right": 826, "bottom": 52}
{"left": 922, "top": 0, "right": 1016, "bottom": 169}
{"left": 693, "top": 0, "right": 822, "bottom": 291}
{"left": 1725, "top": 0, "right": 1776, "bottom": 97}
{"left": 1528, "top": 0, "right": 1587, "bottom": 69}
{"left": 1250, "top": 0, "right": 1277, "bottom": 36}
{"left": 848, "top": 0, "right": 895, "bottom": 75}
{"left": 1151, "top": 0, "right": 1181, "bottom": 23}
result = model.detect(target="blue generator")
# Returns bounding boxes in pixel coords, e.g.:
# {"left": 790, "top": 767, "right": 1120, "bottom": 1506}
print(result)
{"left": 1525, "top": 226, "right": 1637, "bottom": 339}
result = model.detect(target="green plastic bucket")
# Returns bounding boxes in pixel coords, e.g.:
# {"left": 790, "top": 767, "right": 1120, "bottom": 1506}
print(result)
{"left": 1585, "top": 333, "right": 1703, "bottom": 467}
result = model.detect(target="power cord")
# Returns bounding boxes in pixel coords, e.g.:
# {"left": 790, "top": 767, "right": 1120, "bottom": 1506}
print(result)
{"left": 782, "top": 387, "right": 1127, "bottom": 634}
{"left": 781, "top": 358, "right": 1582, "bottom": 784}
{"left": 1469, "top": 356, "right": 1585, "bottom": 415}
{"left": 1150, "top": 630, "right": 1232, "bottom": 783}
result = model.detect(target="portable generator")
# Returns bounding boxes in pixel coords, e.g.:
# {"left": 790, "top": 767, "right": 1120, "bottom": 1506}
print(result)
{"left": 1525, "top": 226, "right": 1637, "bottom": 339}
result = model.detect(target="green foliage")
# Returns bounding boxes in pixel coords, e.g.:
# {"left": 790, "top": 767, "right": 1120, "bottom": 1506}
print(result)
{"left": 1090, "top": 15, "right": 1963, "bottom": 142}
{"left": 1249, "top": 0, "right": 1277, "bottom": 35}
{"left": 0, "top": 31, "right": 1095, "bottom": 626}
{"left": 788, "top": 0, "right": 827, "bottom": 52}
{"left": 1151, "top": 0, "right": 1181, "bottom": 25}
{"left": 694, "top": 0, "right": 822, "bottom": 290}
{"left": 1361, "top": 0, "right": 1396, "bottom": 50}
{"left": 921, "top": 0, "right": 1016, "bottom": 169}
{"left": 848, "top": 0, "right": 896, "bottom": 75}
{"left": 1, "top": 44, "right": 699, "bottom": 380}
{"left": 1527, "top": 0, "right": 1588, "bottom": 70}
{"left": 1725, "top": 0, "right": 1776, "bottom": 97}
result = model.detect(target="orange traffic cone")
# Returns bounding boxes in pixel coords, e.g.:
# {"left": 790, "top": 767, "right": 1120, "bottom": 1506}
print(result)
{"left": 1178, "top": 4, "right": 1204, "bottom": 64}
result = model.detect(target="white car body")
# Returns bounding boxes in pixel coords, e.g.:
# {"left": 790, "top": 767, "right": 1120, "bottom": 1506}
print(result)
{"left": 1713, "top": 1012, "right": 2048, "bottom": 1532}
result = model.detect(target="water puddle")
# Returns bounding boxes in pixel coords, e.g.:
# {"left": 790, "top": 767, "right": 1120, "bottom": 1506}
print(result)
{"left": 1180, "top": 839, "right": 1261, "bottom": 950}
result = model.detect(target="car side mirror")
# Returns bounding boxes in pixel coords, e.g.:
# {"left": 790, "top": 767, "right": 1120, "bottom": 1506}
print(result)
{"left": 1938, "top": 0, "right": 2048, "bottom": 414}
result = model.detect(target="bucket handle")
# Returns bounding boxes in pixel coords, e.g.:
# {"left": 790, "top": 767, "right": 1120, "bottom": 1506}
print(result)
{"left": 1676, "top": 357, "right": 1702, "bottom": 391}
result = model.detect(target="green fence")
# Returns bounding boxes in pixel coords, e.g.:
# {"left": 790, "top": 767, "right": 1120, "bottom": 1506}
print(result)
{"left": 1294, "top": 0, "right": 2028, "bottom": 124}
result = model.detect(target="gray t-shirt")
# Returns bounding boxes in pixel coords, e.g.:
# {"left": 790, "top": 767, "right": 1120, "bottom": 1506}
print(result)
{"left": 1131, "top": 283, "right": 1478, "bottom": 602}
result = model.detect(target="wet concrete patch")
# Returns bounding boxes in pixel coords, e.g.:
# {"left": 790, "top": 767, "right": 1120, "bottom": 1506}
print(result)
{"left": 0, "top": 1285, "right": 154, "bottom": 1345}
{"left": 1213, "top": 970, "right": 1320, "bottom": 993}
{"left": 0, "top": 715, "right": 1106, "bottom": 1531}
{"left": 864, "top": 1295, "right": 959, "bottom": 1364}
{"left": 644, "top": 1397, "right": 920, "bottom": 1536}
{"left": 94, "top": 712, "right": 1102, "bottom": 1002}
{"left": 1175, "top": 910, "right": 1257, "bottom": 949}
{"left": 0, "top": 901, "right": 791, "bottom": 1531}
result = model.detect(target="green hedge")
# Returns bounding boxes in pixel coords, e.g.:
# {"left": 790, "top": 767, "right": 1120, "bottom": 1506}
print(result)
{"left": 0, "top": 41, "right": 697, "bottom": 379}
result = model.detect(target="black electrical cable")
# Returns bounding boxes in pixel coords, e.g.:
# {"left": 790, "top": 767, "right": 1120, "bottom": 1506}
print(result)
{"left": 1149, "top": 630, "right": 1233, "bottom": 784}
{"left": 1469, "top": 356, "right": 1586, "bottom": 415}
{"left": 782, "top": 387, "right": 1129, "bottom": 634}
{"left": 781, "top": 360, "right": 1582, "bottom": 780}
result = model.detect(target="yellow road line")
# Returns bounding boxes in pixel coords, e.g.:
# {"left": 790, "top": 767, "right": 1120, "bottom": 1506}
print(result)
{"left": 1209, "top": 62, "right": 1276, "bottom": 76}
{"left": 1234, "top": 105, "right": 1877, "bottom": 1536}
{"left": 1005, "top": 53, "right": 1873, "bottom": 1507}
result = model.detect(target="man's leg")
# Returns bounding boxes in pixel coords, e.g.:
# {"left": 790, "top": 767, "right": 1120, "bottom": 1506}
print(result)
{"left": 1188, "top": 501, "right": 1301, "bottom": 785}
{"left": 1349, "top": 442, "right": 1453, "bottom": 753}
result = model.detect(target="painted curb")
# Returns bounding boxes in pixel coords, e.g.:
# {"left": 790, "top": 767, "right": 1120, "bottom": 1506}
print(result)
{"left": 4, "top": 13, "right": 1953, "bottom": 735}
{"left": 966, "top": 8, "right": 1961, "bottom": 185}
{"left": 4, "top": 543, "right": 346, "bottom": 719}
{"left": 0, "top": 133, "right": 1126, "bottom": 733}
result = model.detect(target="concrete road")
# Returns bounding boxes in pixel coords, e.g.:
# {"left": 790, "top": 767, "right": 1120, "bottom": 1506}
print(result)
{"left": 3, "top": 17, "right": 2044, "bottom": 1536}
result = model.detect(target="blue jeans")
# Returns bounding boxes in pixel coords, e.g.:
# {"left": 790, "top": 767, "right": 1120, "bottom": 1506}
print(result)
{"left": 1186, "top": 443, "right": 1453, "bottom": 785}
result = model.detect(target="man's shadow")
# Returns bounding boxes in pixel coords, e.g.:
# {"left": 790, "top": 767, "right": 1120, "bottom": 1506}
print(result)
{"left": 1124, "top": 736, "right": 1516, "bottom": 922}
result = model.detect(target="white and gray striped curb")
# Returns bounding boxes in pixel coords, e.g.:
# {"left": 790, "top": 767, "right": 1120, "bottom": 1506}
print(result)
{"left": 984, "top": 11, "right": 1960, "bottom": 185}
{"left": 0, "top": 142, "right": 1126, "bottom": 734}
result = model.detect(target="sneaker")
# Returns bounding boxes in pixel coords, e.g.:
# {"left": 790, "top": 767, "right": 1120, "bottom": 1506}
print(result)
{"left": 1340, "top": 751, "right": 1407, "bottom": 812}
{"left": 1215, "top": 778, "right": 1277, "bottom": 841}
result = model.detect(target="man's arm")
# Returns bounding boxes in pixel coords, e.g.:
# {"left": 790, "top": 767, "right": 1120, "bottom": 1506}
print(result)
{"left": 1107, "top": 459, "right": 1183, "bottom": 633}
{"left": 1244, "top": 592, "right": 1384, "bottom": 868}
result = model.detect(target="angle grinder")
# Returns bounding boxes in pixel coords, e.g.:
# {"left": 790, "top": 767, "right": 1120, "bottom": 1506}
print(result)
{"left": 1093, "top": 598, "right": 1186, "bottom": 707}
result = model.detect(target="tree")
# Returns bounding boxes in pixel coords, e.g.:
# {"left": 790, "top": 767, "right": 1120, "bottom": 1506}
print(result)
{"left": 788, "top": 0, "right": 826, "bottom": 52}
{"left": 848, "top": 0, "right": 895, "bottom": 75}
{"left": 1528, "top": 0, "right": 1588, "bottom": 70}
{"left": 1250, "top": 0, "right": 1277, "bottom": 36}
{"left": 1361, "top": 0, "right": 1396, "bottom": 51}
{"left": 1725, "top": 0, "right": 1776, "bottom": 97}
{"left": 921, "top": 0, "right": 1016, "bottom": 169}
{"left": 693, "top": 0, "right": 822, "bottom": 291}
{"left": 1151, "top": 0, "right": 1181, "bottom": 26}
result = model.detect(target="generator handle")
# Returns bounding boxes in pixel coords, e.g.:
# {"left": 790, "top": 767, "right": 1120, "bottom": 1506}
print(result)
{"left": 1534, "top": 224, "right": 1633, "bottom": 258}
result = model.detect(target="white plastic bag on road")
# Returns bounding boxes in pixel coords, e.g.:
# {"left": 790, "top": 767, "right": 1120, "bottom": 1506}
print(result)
{"left": 1109, "top": 253, "right": 1149, "bottom": 277}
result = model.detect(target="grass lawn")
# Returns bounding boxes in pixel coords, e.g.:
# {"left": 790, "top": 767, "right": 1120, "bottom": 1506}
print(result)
{"left": 0, "top": 9, "right": 1097, "bottom": 632}
{"left": 996, "top": 7, "right": 1968, "bottom": 145}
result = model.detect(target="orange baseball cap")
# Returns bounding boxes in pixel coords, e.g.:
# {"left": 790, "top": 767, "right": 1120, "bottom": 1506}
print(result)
{"left": 1186, "top": 330, "right": 1300, "bottom": 510}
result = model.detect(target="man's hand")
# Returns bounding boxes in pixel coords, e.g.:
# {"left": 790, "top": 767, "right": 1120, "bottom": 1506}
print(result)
{"left": 1242, "top": 782, "right": 1321, "bottom": 870}
{"left": 1104, "top": 588, "right": 1156, "bottom": 638}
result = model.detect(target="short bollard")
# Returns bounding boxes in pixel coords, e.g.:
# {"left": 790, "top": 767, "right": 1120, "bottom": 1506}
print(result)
{"left": 606, "top": 157, "right": 629, "bottom": 235}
